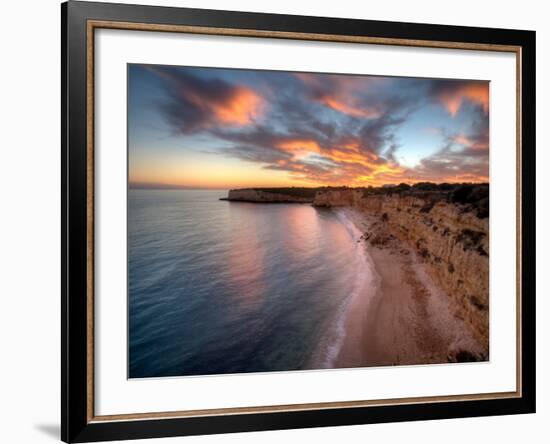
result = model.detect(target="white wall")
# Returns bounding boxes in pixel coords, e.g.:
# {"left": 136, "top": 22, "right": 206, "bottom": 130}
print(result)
{"left": 0, "top": 1, "right": 546, "bottom": 443}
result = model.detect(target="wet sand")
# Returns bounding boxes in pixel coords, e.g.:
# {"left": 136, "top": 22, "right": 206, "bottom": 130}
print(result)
{"left": 335, "top": 210, "right": 461, "bottom": 368}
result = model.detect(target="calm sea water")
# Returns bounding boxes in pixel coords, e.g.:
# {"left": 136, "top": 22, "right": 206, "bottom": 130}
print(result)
{"left": 128, "top": 189, "right": 371, "bottom": 378}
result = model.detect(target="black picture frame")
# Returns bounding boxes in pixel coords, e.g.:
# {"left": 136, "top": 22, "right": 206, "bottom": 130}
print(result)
{"left": 62, "top": 1, "right": 536, "bottom": 442}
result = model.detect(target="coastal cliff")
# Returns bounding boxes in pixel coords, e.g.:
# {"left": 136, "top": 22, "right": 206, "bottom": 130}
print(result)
{"left": 223, "top": 183, "right": 489, "bottom": 361}
{"left": 223, "top": 188, "right": 315, "bottom": 203}
{"left": 314, "top": 185, "right": 489, "bottom": 357}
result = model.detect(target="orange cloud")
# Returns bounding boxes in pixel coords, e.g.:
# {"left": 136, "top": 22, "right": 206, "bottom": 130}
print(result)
{"left": 355, "top": 163, "right": 406, "bottom": 185}
{"left": 279, "top": 139, "right": 488, "bottom": 186}
{"left": 182, "top": 86, "right": 263, "bottom": 127}
{"left": 452, "top": 134, "right": 488, "bottom": 151}
{"left": 210, "top": 87, "right": 263, "bottom": 125}
{"left": 279, "top": 139, "right": 383, "bottom": 168}
{"left": 318, "top": 96, "right": 381, "bottom": 118}
{"left": 276, "top": 138, "right": 413, "bottom": 186}
{"left": 293, "top": 72, "right": 317, "bottom": 85}
{"left": 294, "top": 72, "right": 381, "bottom": 118}
{"left": 325, "top": 147, "right": 379, "bottom": 168}
{"left": 146, "top": 66, "right": 264, "bottom": 130}
{"left": 278, "top": 139, "right": 322, "bottom": 153}
{"left": 437, "top": 82, "right": 489, "bottom": 117}
{"left": 278, "top": 139, "right": 322, "bottom": 160}
{"left": 453, "top": 135, "right": 472, "bottom": 146}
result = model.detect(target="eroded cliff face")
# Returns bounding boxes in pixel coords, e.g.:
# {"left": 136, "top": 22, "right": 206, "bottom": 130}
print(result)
{"left": 226, "top": 189, "right": 313, "bottom": 203}
{"left": 311, "top": 189, "right": 359, "bottom": 207}
{"left": 314, "top": 189, "right": 489, "bottom": 355}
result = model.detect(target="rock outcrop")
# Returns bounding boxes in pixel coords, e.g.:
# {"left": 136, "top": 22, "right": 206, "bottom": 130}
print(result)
{"left": 223, "top": 188, "right": 314, "bottom": 203}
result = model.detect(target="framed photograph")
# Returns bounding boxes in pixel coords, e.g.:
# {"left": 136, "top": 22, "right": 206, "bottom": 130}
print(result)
{"left": 61, "top": 1, "right": 536, "bottom": 442}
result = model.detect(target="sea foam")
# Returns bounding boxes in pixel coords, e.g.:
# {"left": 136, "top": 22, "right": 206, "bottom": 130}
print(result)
{"left": 315, "top": 209, "right": 380, "bottom": 368}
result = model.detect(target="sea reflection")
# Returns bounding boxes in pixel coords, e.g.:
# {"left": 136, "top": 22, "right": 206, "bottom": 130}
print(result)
{"left": 129, "top": 190, "right": 363, "bottom": 378}
{"left": 225, "top": 203, "right": 267, "bottom": 311}
{"left": 281, "top": 205, "right": 322, "bottom": 264}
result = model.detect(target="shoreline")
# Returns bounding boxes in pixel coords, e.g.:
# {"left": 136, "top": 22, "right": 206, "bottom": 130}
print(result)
{"left": 334, "top": 209, "right": 485, "bottom": 368}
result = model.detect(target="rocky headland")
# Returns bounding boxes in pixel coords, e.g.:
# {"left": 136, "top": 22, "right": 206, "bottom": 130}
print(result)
{"left": 222, "top": 187, "right": 318, "bottom": 203}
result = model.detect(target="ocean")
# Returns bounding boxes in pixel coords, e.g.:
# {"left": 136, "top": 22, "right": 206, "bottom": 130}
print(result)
{"left": 128, "top": 189, "right": 373, "bottom": 378}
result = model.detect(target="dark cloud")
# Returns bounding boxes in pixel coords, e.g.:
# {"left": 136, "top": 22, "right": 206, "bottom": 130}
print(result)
{"left": 148, "top": 66, "right": 263, "bottom": 133}
{"left": 428, "top": 79, "right": 489, "bottom": 117}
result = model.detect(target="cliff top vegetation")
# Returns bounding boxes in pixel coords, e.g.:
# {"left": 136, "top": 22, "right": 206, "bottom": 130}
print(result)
{"left": 232, "top": 183, "right": 489, "bottom": 218}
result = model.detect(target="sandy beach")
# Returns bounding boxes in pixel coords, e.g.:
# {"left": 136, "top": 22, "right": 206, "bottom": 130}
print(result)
{"left": 335, "top": 209, "right": 483, "bottom": 368}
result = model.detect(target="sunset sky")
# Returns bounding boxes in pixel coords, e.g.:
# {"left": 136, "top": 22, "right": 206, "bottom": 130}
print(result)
{"left": 128, "top": 64, "right": 489, "bottom": 189}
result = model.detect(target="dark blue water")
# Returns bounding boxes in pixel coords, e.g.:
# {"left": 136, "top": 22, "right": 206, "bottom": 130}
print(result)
{"left": 128, "top": 189, "right": 370, "bottom": 378}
